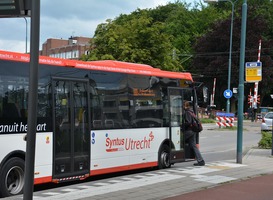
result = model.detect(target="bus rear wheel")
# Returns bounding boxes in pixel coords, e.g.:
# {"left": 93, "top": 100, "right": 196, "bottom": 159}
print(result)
{"left": 158, "top": 144, "right": 171, "bottom": 169}
{"left": 0, "top": 157, "right": 25, "bottom": 197}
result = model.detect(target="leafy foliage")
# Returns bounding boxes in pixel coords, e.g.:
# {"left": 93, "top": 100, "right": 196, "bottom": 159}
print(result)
{"left": 193, "top": 1, "right": 273, "bottom": 109}
{"left": 200, "top": 118, "right": 215, "bottom": 124}
{"left": 85, "top": 1, "right": 218, "bottom": 70}
{"left": 86, "top": 10, "right": 181, "bottom": 70}
{"left": 83, "top": 0, "right": 273, "bottom": 109}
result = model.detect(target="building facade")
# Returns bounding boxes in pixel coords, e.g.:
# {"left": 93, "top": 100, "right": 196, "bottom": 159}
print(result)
{"left": 40, "top": 36, "right": 91, "bottom": 60}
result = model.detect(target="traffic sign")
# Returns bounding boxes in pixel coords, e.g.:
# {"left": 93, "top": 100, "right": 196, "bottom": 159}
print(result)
{"left": 224, "top": 89, "right": 233, "bottom": 99}
{"left": 245, "top": 61, "right": 262, "bottom": 82}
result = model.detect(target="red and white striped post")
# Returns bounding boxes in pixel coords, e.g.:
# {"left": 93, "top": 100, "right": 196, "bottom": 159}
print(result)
{"left": 211, "top": 78, "right": 216, "bottom": 106}
{"left": 253, "top": 39, "right": 261, "bottom": 109}
{"left": 257, "top": 39, "right": 261, "bottom": 61}
{"left": 253, "top": 82, "right": 258, "bottom": 109}
{"left": 249, "top": 88, "right": 252, "bottom": 108}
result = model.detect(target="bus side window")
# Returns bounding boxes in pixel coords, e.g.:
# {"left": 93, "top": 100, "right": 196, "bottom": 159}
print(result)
{"left": 93, "top": 120, "right": 102, "bottom": 129}
{"left": 3, "top": 103, "right": 21, "bottom": 118}
{"left": 105, "top": 119, "right": 114, "bottom": 128}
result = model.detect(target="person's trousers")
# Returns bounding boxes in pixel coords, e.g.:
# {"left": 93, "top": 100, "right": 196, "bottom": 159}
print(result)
{"left": 185, "top": 130, "right": 204, "bottom": 162}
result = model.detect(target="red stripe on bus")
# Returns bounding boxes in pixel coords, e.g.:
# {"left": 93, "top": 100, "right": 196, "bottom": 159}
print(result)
{"left": 90, "top": 162, "right": 158, "bottom": 176}
{"left": 34, "top": 176, "right": 52, "bottom": 185}
{"left": 0, "top": 50, "right": 193, "bottom": 81}
{"left": 33, "top": 162, "right": 158, "bottom": 184}
{"left": 0, "top": 50, "right": 67, "bottom": 66}
{"left": 75, "top": 61, "right": 193, "bottom": 80}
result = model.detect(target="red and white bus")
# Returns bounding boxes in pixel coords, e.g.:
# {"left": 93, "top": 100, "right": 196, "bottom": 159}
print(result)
{"left": 0, "top": 50, "right": 205, "bottom": 197}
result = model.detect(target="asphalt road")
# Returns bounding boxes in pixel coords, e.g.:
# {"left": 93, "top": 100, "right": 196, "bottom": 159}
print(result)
{"left": 199, "top": 121, "right": 261, "bottom": 163}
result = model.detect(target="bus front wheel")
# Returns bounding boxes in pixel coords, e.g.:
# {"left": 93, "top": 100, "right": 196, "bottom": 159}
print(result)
{"left": 158, "top": 144, "right": 171, "bottom": 169}
{"left": 0, "top": 157, "right": 25, "bottom": 197}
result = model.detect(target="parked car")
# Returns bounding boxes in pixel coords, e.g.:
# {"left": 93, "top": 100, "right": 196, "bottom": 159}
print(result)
{"left": 261, "top": 112, "right": 273, "bottom": 131}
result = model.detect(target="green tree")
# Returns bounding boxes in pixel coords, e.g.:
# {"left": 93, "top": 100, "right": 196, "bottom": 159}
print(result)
{"left": 192, "top": 1, "right": 273, "bottom": 110}
{"left": 83, "top": 0, "right": 273, "bottom": 109}
{"left": 86, "top": 10, "right": 181, "bottom": 71}
{"left": 148, "top": 1, "right": 222, "bottom": 68}
{"left": 85, "top": 1, "right": 220, "bottom": 71}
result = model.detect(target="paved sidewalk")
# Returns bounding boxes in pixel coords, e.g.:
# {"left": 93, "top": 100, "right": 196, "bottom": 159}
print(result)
{"left": 164, "top": 148, "right": 273, "bottom": 200}
{"left": 165, "top": 173, "right": 273, "bottom": 200}
{"left": 6, "top": 148, "right": 272, "bottom": 200}
{"left": 66, "top": 148, "right": 273, "bottom": 200}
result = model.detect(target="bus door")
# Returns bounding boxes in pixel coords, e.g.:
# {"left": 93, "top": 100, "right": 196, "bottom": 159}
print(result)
{"left": 168, "top": 87, "right": 195, "bottom": 163}
{"left": 52, "top": 78, "right": 90, "bottom": 180}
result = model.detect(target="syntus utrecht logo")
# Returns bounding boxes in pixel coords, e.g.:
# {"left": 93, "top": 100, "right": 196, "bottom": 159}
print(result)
{"left": 105, "top": 131, "right": 154, "bottom": 152}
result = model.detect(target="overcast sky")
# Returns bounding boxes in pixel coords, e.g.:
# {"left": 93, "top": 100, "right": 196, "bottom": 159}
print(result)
{"left": 0, "top": 0, "right": 195, "bottom": 53}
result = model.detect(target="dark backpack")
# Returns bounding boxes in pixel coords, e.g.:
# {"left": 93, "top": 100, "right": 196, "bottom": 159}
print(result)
{"left": 189, "top": 111, "right": 203, "bottom": 132}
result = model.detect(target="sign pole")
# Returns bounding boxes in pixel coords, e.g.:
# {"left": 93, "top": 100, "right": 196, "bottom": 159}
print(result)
{"left": 237, "top": 0, "right": 247, "bottom": 164}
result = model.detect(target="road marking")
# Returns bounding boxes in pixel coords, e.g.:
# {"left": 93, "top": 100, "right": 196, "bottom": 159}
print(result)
{"left": 40, "top": 192, "right": 62, "bottom": 196}
{"left": 191, "top": 174, "right": 237, "bottom": 184}
{"left": 108, "top": 179, "right": 124, "bottom": 183}
{"left": 120, "top": 177, "right": 138, "bottom": 180}
{"left": 208, "top": 165, "right": 231, "bottom": 170}
{"left": 34, "top": 173, "right": 185, "bottom": 199}
{"left": 61, "top": 188, "right": 79, "bottom": 192}
{"left": 76, "top": 186, "right": 93, "bottom": 189}
{"left": 92, "top": 182, "right": 111, "bottom": 186}
{"left": 133, "top": 175, "right": 147, "bottom": 178}
{"left": 32, "top": 161, "right": 247, "bottom": 199}
{"left": 177, "top": 167, "right": 221, "bottom": 175}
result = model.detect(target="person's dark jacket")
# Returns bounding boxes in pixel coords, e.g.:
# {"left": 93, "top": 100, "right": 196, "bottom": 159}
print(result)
{"left": 184, "top": 108, "right": 194, "bottom": 131}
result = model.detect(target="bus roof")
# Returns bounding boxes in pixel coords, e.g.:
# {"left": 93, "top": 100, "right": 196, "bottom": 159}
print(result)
{"left": 0, "top": 50, "right": 193, "bottom": 81}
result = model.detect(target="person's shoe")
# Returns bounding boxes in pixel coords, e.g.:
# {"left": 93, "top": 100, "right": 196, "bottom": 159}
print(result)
{"left": 193, "top": 160, "right": 205, "bottom": 166}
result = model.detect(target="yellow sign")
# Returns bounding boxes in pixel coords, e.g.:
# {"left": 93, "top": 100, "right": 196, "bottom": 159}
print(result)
{"left": 245, "top": 62, "right": 262, "bottom": 82}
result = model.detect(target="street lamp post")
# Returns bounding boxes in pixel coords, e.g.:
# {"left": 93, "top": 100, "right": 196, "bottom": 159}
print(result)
{"left": 204, "top": 0, "right": 237, "bottom": 113}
